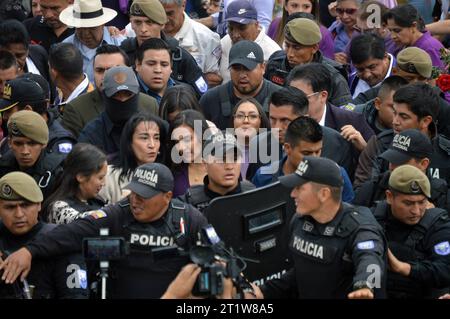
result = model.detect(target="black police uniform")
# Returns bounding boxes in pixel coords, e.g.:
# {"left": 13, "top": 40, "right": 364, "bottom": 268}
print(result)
{"left": 180, "top": 177, "right": 255, "bottom": 213}
{"left": 373, "top": 201, "right": 450, "bottom": 298}
{"left": 0, "top": 149, "right": 65, "bottom": 200}
{"left": 22, "top": 197, "right": 208, "bottom": 299}
{"left": 120, "top": 35, "right": 207, "bottom": 97}
{"left": 264, "top": 50, "right": 352, "bottom": 107}
{"left": 261, "top": 203, "right": 387, "bottom": 299}
{"left": 354, "top": 170, "right": 450, "bottom": 213}
{"left": 46, "top": 109, "right": 77, "bottom": 155}
{"left": 23, "top": 15, "right": 74, "bottom": 52}
{"left": 0, "top": 221, "right": 88, "bottom": 299}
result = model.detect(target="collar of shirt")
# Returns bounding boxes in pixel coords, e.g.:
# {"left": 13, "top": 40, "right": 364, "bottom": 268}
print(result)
{"left": 175, "top": 13, "right": 193, "bottom": 39}
{"left": 63, "top": 73, "right": 91, "bottom": 104}
{"left": 319, "top": 104, "right": 327, "bottom": 126}
{"left": 137, "top": 74, "right": 175, "bottom": 103}
{"left": 25, "top": 57, "right": 41, "bottom": 75}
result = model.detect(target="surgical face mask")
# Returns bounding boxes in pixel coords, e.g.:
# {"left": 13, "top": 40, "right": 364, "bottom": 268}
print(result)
{"left": 103, "top": 91, "right": 139, "bottom": 126}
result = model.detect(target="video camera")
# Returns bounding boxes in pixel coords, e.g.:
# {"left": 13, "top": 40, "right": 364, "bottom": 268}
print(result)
{"left": 154, "top": 224, "right": 252, "bottom": 298}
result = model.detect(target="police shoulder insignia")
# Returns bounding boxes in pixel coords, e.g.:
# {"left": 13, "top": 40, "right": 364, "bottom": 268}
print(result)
{"left": 212, "top": 45, "right": 222, "bottom": 59}
{"left": 87, "top": 210, "right": 107, "bottom": 219}
{"left": 356, "top": 240, "right": 375, "bottom": 250}
{"left": 58, "top": 143, "right": 73, "bottom": 154}
{"left": 195, "top": 77, "right": 208, "bottom": 94}
{"left": 434, "top": 241, "right": 450, "bottom": 256}
{"left": 77, "top": 269, "right": 88, "bottom": 289}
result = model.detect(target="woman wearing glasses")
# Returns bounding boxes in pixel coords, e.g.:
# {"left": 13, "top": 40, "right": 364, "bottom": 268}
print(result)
{"left": 328, "top": 0, "right": 360, "bottom": 63}
{"left": 232, "top": 98, "right": 270, "bottom": 180}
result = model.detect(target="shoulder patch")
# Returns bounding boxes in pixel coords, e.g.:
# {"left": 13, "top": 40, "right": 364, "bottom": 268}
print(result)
{"left": 58, "top": 143, "right": 73, "bottom": 153}
{"left": 434, "top": 241, "right": 450, "bottom": 256}
{"left": 195, "top": 76, "right": 208, "bottom": 93}
{"left": 357, "top": 240, "right": 375, "bottom": 250}
{"left": 87, "top": 210, "right": 107, "bottom": 219}
{"left": 77, "top": 269, "right": 88, "bottom": 289}
{"left": 212, "top": 45, "right": 222, "bottom": 59}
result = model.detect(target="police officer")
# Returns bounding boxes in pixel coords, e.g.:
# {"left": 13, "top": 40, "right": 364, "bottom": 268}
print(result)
{"left": 264, "top": 18, "right": 352, "bottom": 107}
{"left": 0, "top": 172, "right": 88, "bottom": 299}
{"left": 372, "top": 165, "right": 450, "bottom": 298}
{"left": 0, "top": 75, "right": 76, "bottom": 156}
{"left": 0, "top": 163, "right": 208, "bottom": 299}
{"left": 181, "top": 131, "right": 255, "bottom": 213}
{"left": 121, "top": 0, "right": 208, "bottom": 97}
{"left": 354, "top": 129, "right": 450, "bottom": 211}
{"left": 0, "top": 110, "right": 65, "bottom": 200}
{"left": 254, "top": 156, "right": 387, "bottom": 299}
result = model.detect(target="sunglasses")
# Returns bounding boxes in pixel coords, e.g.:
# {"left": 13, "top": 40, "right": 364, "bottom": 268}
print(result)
{"left": 336, "top": 8, "right": 357, "bottom": 15}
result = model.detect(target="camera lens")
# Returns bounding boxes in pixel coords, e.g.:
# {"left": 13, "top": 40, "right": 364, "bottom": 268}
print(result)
{"left": 189, "top": 246, "right": 215, "bottom": 265}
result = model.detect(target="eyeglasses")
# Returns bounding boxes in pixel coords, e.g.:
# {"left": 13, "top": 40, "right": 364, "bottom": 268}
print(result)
{"left": 306, "top": 92, "right": 320, "bottom": 99}
{"left": 233, "top": 113, "right": 260, "bottom": 121}
{"left": 336, "top": 8, "right": 357, "bottom": 15}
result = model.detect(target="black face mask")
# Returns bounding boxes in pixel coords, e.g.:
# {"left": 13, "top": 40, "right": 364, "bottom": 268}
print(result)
{"left": 103, "top": 92, "right": 139, "bottom": 126}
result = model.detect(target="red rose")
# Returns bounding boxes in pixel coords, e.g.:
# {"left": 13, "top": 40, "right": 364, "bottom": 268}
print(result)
{"left": 437, "top": 74, "right": 450, "bottom": 92}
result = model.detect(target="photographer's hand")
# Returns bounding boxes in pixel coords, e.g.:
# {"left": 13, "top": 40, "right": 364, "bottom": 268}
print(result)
{"left": 161, "top": 263, "right": 201, "bottom": 299}
{"left": 244, "top": 283, "right": 264, "bottom": 299}
{"left": 0, "top": 248, "right": 32, "bottom": 284}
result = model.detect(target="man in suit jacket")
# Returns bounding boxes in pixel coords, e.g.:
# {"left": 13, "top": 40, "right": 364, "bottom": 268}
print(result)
{"left": 62, "top": 44, "right": 158, "bottom": 137}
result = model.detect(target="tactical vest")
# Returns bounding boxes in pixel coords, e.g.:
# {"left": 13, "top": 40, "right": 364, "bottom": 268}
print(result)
{"left": 288, "top": 203, "right": 380, "bottom": 298}
{"left": 0, "top": 222, "right": 56, "bottom": 299}
{"left": 31, "top": 150, "right": 66, "bottom": 197}
{"left": 184, "top": 181, "right": 255, "bottom": 213}
{"left": 373, "top": 202, "right": 449, "bottom": 298}
{"left": 102, "top": 198, "right": 192, "bottom": 299}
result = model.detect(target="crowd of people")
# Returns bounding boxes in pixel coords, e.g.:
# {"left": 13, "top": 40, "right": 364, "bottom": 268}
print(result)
{"left": 0, "top": 0, "right": 450, "bottom": 299}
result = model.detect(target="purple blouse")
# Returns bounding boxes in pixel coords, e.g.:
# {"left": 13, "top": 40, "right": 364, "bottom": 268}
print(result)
{"left": 173, "top": 165, "right": 190, "bottom": 197}
{"left": 267, "top": 17, "right": 335, "bottom": 59}
{"left": 412, "top": 31, "right": 445, "bottom": 70}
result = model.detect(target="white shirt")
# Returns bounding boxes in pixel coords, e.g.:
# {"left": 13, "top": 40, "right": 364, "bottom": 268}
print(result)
{"left": 352, "top": 53, "right": 395, "bottom": 99}
{"left": 219, "top": 28, "right": 281, "bottom": 83}
{"left": 25, "top": 57, "right": 40, "bottom": 75}
{"left": 61, "top": 73, "right": 91, "bottom": 104}
{"left": 175, "top": 13, "right": 221, "bottom": 74}
{"left": 318, "top": 105, "right": 327, "bottom": 127}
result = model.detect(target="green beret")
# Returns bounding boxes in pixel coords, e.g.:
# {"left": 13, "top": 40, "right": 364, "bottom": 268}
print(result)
{"left": 7, "top": 110, "right": 49, "bottom": 145}
{"left": 389, "top": 165, "right": 431, "bottom": 198}
{"left": 397, "top": 47, "right": 432, "bottom": 79}
{"left": 130, "top": 0, "right": 167, "bottom": 25}
{"left": 285, "top": 18, "right": 322, "bottom": 45}
{"left": 0, "top": 172, "right": 43, "bottom": 203}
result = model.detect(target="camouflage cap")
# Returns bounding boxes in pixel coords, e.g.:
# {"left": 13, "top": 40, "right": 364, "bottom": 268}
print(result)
{"left": 7, "top": 110, "right": 49, "bottom": 145}
{"left": 284, "top": 18, "right": 322, "bottom": 45}
{"left": 0, "top": 172, "right": 43, "bottom": 203}
{"left": 389, "top": 165, "right": 431, "bottom": 198}
{"left": 130, "top": 0, "right": 167, "bottom": 25}
{"left": 396, "top": 47, "right": 432, "bottom": 79}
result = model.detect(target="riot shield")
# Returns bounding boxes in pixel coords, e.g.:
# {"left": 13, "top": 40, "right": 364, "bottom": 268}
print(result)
{"left": 204, "top": 181, "right": 295, "bottom": 285}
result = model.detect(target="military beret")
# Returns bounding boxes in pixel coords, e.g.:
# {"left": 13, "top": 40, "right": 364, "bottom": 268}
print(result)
{"left": 284, "top": 18, "right": 322, "bottom": 45}
{"left": 129, "top": 0, "right": 167, "bottom": 25}
{"left": 397, "top": 47, "right": 432, "bottom": 79}
{"left": 0, "top": 172, "right": 43, "bottom": 203}
{"left": 389, "top": 165, "right": 431, "bottom": 198}
{"left": 7, "top": 110, "right": 49, "bottom": 145}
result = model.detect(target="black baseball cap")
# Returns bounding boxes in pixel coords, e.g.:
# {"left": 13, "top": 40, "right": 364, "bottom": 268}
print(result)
{"left": 380, "top": 129, "right": 432, "bottom": 165}
{"left": 125, "top": 163, "right": 174, "bottom": 199}
{"left": 18, "top": 73, "right": 50, "bottom": 100}
{"left": 0, "top": 78, "right": 46, "bottom": 112}
{"left": 279, "top": 156, "right": 343, "bottom": 188}
{"left": 229, "top": 40, "right": 264, "bottom": 70}
{"left": 203, "top": 130, "right": 243, "bottom": 159}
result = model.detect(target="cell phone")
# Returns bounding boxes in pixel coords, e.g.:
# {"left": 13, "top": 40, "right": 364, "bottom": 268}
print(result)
{"left": 82, "top": 237, "right": 127, "bottom": 261}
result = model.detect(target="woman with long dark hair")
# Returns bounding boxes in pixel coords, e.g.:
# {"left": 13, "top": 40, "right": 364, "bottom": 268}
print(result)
{"left": 383, "top": 4, "right": 445, "bottom": 69}
{"left": 159, "top": 85, "right": 202, "bottom": 124}
{"left": 99, "top": 113, "right": 167, "bottom": 204}
{"left": 43, "top": 143, "right": 107, "bottom": 224}
{"left": 169, "top": 109, "right": 215, "bottom": 197}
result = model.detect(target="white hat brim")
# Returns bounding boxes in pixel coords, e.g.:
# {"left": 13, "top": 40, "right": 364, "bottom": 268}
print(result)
{"left": 59, "top": 5, "right": 117, "bottom": 28}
